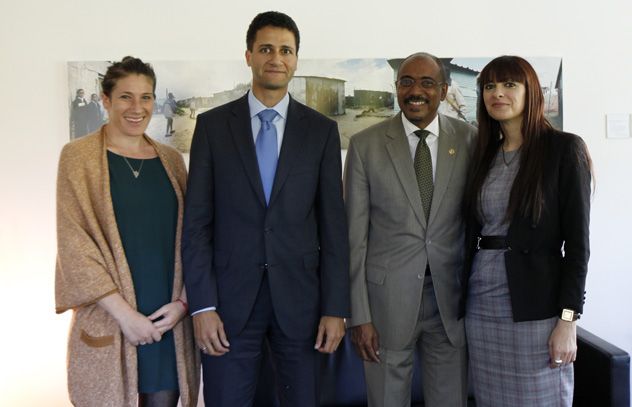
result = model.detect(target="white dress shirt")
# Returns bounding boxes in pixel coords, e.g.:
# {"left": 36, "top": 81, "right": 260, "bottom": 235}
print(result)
{"left": 401, "top": 113, "right": 440, "bottom": 182}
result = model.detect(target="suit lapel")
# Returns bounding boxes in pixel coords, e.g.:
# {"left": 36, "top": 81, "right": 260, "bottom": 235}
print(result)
{"left": 385, "top": 113, "right": 425, "bottom": 227}
{"left": 268, "top": 97, "right": 305, "bottom": 206}
{"left": 229, "top": 94, "right": 267, "bottom": 207}
{"left": 429, "top": 114, "right": 458, "bottom": 225}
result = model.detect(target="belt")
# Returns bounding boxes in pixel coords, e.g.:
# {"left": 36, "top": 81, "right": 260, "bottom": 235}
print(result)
{"left": 476, "top": 235, "right": 510, "bottom": 250}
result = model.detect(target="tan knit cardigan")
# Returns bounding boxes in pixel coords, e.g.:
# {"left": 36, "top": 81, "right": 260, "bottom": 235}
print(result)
{"left": 55, "top": 128, "right": 199, "bottom": 407}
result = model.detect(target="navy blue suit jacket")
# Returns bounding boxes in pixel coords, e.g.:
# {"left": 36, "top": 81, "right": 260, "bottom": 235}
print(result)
{"left": 182, "top": 94, "right": 350, "bottom": 340}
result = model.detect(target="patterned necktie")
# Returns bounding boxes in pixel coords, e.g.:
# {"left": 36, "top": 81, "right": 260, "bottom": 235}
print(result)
{"left": 256, "top": 109, "right": 279, "bottom": 204}
{"left": 414, "top": 129, "right": 433, "bottom": 222}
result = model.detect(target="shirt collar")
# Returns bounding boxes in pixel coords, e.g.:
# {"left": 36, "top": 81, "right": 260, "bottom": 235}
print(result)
{"left": 401, "top": 113, "right": 440, "bottom": 138}
{"left": 248, "top": 90, "right": 290, "bottom": 120}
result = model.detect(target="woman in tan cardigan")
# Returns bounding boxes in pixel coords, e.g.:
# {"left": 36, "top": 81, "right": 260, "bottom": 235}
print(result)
{"left": 56, "top": 57, "right": 199, "bottom": 407}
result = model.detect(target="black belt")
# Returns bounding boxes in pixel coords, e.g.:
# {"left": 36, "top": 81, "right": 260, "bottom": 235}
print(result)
{"left": 476, "top": 235, "right": 510, "bottom": 250}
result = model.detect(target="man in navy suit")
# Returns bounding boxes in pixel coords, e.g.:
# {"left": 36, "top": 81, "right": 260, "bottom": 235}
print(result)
{"left": 182, "top": 11, "right": 350, "bottom": 407}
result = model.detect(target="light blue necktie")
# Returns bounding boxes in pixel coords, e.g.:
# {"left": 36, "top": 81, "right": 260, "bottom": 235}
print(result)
{"left": 255, "top": 109, "right": 278, "bottom": 204}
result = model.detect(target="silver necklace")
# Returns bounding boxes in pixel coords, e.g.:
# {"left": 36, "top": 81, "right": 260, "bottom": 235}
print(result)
{"left": 501, "top": 145, "right": 521, "bottom": 167}
{"left": 122, "top": 156, "right": 144, "bottom": 178}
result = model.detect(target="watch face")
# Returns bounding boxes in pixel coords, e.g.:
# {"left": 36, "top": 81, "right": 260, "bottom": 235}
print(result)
{"left": 561, "top": 309, "right": 575, "bottom": 321}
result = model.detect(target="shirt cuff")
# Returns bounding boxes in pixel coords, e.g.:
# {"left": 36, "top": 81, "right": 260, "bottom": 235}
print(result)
{"left": 191, "top": 306, "right": 216, "bottom": 316}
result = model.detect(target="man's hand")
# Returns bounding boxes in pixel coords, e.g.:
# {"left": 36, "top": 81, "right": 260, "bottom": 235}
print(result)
{"left": 314, "top": 316, "right": 345, "bottom": 354}
{"left": 351, "top": 322, "right": 380, "bottom": 363}
{"left": 193, "top": 310, "right": 230, "bottom": 356}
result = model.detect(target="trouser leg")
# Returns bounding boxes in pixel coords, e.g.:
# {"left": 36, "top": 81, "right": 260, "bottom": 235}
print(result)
{"left": 417, "top": 278, "right": 467, "bottom": 407}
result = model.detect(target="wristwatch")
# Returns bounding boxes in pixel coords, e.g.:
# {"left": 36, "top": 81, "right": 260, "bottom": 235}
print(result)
{"left": 560, "top": 308, "right": 580, "bottom": 322}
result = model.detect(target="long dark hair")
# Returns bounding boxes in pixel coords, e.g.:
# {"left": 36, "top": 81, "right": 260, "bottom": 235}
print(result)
{"left": 465, "top": 56, "right": 553, "bottom": 223}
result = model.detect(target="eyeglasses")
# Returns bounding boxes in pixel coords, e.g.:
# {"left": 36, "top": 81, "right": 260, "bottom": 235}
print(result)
{"left": 396, "top": 77, "right": 445, "bottom": 89}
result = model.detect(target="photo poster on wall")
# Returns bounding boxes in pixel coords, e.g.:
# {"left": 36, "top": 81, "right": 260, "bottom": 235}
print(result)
{"left": 67, "top": 57, "right": 562, "bottom": 153}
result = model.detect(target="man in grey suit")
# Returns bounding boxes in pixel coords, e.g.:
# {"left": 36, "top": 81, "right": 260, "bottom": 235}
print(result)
{"left": 344, "top": 53, "right": 476, "bottom": 407}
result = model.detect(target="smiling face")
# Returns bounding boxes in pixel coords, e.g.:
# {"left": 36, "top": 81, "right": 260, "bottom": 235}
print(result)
{"left": 102, "top": 74, "right": 154, "bottom": 139}
{"left": 396, "top": 56, "right": 447, "bottom": 129}
{"left": 482, "top": 80, "right": 526, "bottom": 127}
{"left": 245, "top": 26, "right": 298, "bottom": 96}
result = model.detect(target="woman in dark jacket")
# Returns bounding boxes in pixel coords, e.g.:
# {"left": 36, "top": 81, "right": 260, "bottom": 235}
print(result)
{"left": 462, "top": 55, "right": 592, "bottom": 406}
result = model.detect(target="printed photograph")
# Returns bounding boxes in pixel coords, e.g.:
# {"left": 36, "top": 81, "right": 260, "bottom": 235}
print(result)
{"left": 68, "top": 57, "right": 562, "bottom": 152}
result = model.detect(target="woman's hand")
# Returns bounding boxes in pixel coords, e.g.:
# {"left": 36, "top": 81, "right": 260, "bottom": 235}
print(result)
{"left": 98, "top": 292, "right": 162, "bottom": 346}
{"left": 118, "top": 310, "right": 163, "bottom": 346}
{"left": 548, "top": 319, "right": 577, "bottom": 368}
{"left": 149, "top": 301, "right": 187, "bottom": 334}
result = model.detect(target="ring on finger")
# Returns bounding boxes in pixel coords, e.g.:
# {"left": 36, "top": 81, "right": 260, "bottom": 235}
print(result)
{"left": 554, "top": 359, "right": 563, "bottom": 365}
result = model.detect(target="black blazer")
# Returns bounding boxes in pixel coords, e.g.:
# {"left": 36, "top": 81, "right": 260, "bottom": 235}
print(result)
{"left": 182, "top": 94, "right": 350, "bottom": 340}
{"left": 461, "top": 131, "right": 591, "bottom": 322}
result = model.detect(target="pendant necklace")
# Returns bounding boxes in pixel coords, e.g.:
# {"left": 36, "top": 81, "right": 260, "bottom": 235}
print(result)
{"left": 501, "top": 144, "right": 521, "bottom": 167}
{"left": 122, "top": 156, "right": 144, "bottom": 178}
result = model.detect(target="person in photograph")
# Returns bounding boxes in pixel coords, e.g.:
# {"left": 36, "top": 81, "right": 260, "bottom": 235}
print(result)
{"left": 189, "top": 99, "right": 196, "bottom": 119}
{"left": 345, "top": 52, "right": 476, "bottom": 407}
{"left": 56, "top": 56, "right": 199, "bottom": 407}
{"left": 439, "top": 69, "right": 468, "bottom": 122}
{"left": 71, "top": 88, "right": 90, "bottom": 138}
{"left": 163, "top": 92, "right": 177, "bottom": 136}
{"left": 87, "top": 93, "right": 104, "bottom": 133}
{"left": 182, "top": 11, "right": 349, "bottom": 407}
{"left": 461, "top": 55, "right": 592, "bottom": 406}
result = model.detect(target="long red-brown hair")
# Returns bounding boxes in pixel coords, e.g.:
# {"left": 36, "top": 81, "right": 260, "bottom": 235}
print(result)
{"left": 465, "top": 55, "right": 553, "bottom": 223}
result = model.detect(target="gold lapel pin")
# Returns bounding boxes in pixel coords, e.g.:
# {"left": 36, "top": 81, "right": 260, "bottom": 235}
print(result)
{"left": 448, "top": 148, "right": 456, "bottom": 156}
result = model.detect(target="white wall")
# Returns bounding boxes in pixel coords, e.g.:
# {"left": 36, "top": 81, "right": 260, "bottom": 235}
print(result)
{"left": 1, "top": 0, "right": 630, "bottom": 404}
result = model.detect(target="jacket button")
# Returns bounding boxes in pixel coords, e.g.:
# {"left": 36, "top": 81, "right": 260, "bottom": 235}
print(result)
{"left": 522, "top": 249, "right": 529, "bottom": 254}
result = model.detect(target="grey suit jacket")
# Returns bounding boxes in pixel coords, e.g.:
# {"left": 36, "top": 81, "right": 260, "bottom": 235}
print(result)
{"left": 344, "top": 113, "right": 476, "bottom": 350}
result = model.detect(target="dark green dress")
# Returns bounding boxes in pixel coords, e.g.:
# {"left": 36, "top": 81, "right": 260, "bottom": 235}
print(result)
{"left": 108, "top": 150, "right": 179, "bottom": 393}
